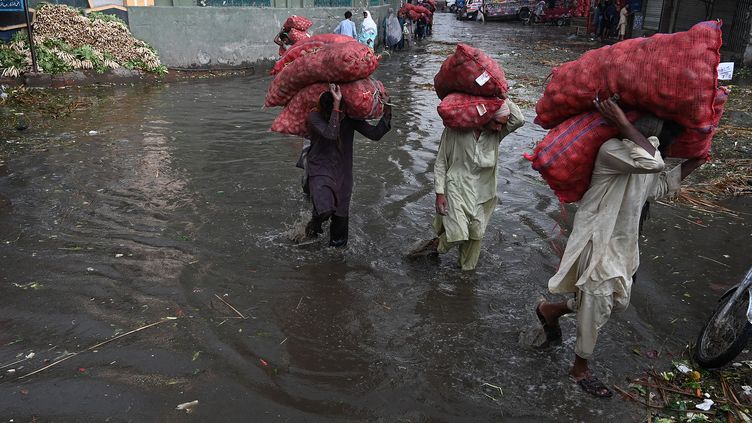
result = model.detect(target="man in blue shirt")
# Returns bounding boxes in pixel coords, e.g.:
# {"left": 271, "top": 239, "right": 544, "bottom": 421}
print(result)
{"left": 334, "top": 11, "right": 358, "bottom": 38}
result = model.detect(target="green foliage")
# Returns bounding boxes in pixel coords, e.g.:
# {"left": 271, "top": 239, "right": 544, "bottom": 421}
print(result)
{"left": 87, "top": 11, "right": 127, "bottom": 25}
{"left": 124, "top": 59, "right": 167, "bottom": 75}
{"left": 35, "top": 45, "right": 72, "bottom": 74}
{"left": 0, "top": 44, "right": 26, "bottom": 69}
{"left": 72, "top": 45, "right": 108, "bottom": 73}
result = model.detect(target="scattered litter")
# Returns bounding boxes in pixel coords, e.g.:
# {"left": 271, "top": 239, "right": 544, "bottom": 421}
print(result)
{"left": 675, "top": 362, "right": 692, "bottom": 374}
{"left": 480, "top": 382, "right": 503, "bottom": 402}
{"left": 259, "top": 359, "right": 269, "bottom": 367}
{"left": 86, "top": 267, "right": 94, "bottom": 272}
{"left": 742, "top": 385, "right": 752, "bottom": 395}
{"left": 88, "top": 131, "right": 98, "bottom": 135}
{"left": 695, "top": 398, "right": 714, "bottom": 411}
{"left": 176, "top": 400, "right": 199, "bottom": 413}
{"left": 115, "top": 253, "right": 124, "bottom": 258}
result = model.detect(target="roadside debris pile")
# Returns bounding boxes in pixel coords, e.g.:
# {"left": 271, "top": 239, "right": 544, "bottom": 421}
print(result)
{"left": 619, "top": 362, "right": 752, "bottom": 422}
{"left": 434, "top": 44, "right": 509, "bottom": 130}
{"left": 527, "top": 21, "right": 726, "bottom": 203}
{"left": 267, "top": 36, "right": 386, "bottom": 137}
{"left": 0, "top": 4, "right": 165, "bottom": 78}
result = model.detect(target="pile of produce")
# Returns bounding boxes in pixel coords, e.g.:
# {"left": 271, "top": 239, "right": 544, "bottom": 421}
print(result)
{"left": 399, "top": 3, "right": 433, "bottom": 20}
{"left": 280, "top": 15, "right": 313, "bottom": 49}
{"left": 267, "top": 34, "right": 386, "bottom": 138}
{"left": 527, "top": 21, "right": 725, "bottom": 203}
{"left": 0, "top": 4, "right": 165, "bottom": 78}
{"left": 434, "top": 44, "right": 508, "bottom": 131}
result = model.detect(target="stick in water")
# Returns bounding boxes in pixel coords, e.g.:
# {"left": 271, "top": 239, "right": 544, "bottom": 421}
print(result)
{"left": 18, "top": 318, "right": 172, "bottom": 380}
{"left": 214, "top": 294, "right": 247, "bottom": 319}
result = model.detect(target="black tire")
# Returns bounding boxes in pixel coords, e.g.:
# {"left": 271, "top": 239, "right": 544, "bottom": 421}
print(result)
{"left": 694, "top": 288, "right": 752, "bottom": 369}
{"left": 518, "top": 8, "right": 530, "bottom": 24}
{"left": 449, "top": 5, "right": 457, "bottom": 13}
{"left": 556, "top": 18, "right": 565, "bottom": 26}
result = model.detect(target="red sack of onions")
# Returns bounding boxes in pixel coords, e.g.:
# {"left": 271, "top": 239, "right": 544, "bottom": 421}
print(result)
{"left": 282, "top": 15, "right": 313, "bottom": 32}
{"left": 524, "top": 110, "right": 643, "bottom": 203}
{"left": 270, "top": 34, "right": 352, "bottom": 75}
{"left": 271, "top": 78, "right": 387, "bottom": 137}
{"left": 434, "top": 43, "right": 508, "bottom": 99}
{"left": 535, "top": 21, "right": 723, "bottom": 131}
{"left": 437, "top": 94, "right": 505, "bottom": 130}
{"left": 265, "top": 41, "right": 379, "bottom": 107}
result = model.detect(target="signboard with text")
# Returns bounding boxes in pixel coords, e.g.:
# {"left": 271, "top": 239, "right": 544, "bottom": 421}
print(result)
{"left": 0, "top": 0, "right": 24, "bottom": 13}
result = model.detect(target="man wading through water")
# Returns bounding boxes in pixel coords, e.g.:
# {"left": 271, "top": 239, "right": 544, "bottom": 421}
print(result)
{"left": 535, "top": 98, "right": 706, "bottom": 398}
{"left": 408, "top": 94, "right": 525, "bottom": 270}
{"left": 303, "top": 83, "right": 391, "bottom": 247}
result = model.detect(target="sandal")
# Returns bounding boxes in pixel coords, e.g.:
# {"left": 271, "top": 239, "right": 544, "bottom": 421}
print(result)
{"left": 406, "top": 238, "right": 439, "bottom": 258}
{"left": 535, "top": 303, "right": 562, "bottom": 347}
{"left": 575, "top": 375, "right": 613, "bottom": 398}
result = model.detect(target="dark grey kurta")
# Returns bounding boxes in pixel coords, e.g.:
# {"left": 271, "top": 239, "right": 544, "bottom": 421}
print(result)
{"left": 306, "top": 109, "right": 391, "bottom": 218}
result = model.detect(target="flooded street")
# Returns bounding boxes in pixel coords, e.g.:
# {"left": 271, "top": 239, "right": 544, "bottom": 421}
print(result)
{"left": 1, "top": 13, "right": 751, "bottom": 422}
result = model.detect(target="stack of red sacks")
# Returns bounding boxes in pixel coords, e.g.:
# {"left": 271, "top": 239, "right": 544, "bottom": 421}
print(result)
{"left": 434, "top": 44, "right": 509, "bottom": 131}
{"left": 400, "top": 3, "right": 432, "bottom": 21}
{"left": 268, "top": 37, "right": 388, "bottom": 137}
{"left": 526, "top": 21, "right": 726, "bottom": 203}
{"left": 278, "top": 15, "right": 313, "bottom": 55}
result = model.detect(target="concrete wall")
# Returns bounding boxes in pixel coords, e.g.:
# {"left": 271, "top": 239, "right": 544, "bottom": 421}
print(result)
{"left": 128, "top": 5, "right": 396, "bottom": 68}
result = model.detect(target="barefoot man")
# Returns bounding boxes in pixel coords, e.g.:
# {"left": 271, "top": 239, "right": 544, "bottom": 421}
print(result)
{"left": 535, "top": 99, "right": 706, "bottom": 397}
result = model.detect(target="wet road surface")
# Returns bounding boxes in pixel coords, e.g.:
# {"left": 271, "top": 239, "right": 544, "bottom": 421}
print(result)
{"left": 1, "top": 13, "right": 750, "bottom": 422}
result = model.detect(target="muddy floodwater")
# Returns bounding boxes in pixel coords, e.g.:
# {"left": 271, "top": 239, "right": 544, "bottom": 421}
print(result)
{"left": 1, "top": 13, "right": 750, "bottom": 422}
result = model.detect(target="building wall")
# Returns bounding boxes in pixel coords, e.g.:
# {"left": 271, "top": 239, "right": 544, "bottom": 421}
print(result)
{"left": 128, "top": 5, "right": 394, "bottom": 68}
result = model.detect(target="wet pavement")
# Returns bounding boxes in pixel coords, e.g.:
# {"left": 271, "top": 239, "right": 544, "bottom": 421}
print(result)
{"left": 1, "top": 13, "right": 751, "bottom": 422}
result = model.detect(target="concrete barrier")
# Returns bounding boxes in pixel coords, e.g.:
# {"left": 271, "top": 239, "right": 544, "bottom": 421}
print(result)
{"left": 128, "top": 5, "right": 394, "bottom": 69}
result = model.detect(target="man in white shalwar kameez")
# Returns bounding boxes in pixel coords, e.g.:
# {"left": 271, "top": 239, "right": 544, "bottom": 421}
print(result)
{"left": 408, "top": 97, "right": 525, "bottom": 270}
{"left": 536, "top": 99, "right": 706, "bottom": 398}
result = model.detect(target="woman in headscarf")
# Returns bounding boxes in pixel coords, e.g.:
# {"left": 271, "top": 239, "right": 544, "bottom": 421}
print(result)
{"left": 358, "top": 10, "right": 378, "bottom": 50}
{"left": 384, "top": 8, "right": 402, "bottom": 51}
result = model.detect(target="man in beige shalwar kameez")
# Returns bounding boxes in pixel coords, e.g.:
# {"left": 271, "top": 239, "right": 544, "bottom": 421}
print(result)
{"left": 409, "top": 97, "right": 525, "bottom": 270}
{"left": 536, "top": 99, "right": 706, "bottom": 398}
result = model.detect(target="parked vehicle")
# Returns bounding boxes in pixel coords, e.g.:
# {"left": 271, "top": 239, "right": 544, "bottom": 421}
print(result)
{"left": 694, "top": 267, "right": 752, "bottom": 368}
{"left": 481, "top": 0, "right": 538, "bottom": 21}
{"left": 532, "top": 5, "right": 572, "bottom": 25}
{"left": 456, "top": 0, "right": 482, "bottom": 20}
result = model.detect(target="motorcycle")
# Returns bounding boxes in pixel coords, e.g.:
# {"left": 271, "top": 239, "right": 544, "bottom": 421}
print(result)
{"left": 694, "top": 266, "right": 752, "bottom": 368}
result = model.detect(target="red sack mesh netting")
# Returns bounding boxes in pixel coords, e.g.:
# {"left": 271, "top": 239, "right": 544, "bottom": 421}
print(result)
{"left": 524, "top": 111, "right": 643, "bottom": 203}
{"left": 434, "top": 44, "right": 508, "bottom": 100}
{"left": 535, "top": 21, "right": 723, "bottom": 130}
{"left": 287, "top": 28, "right": 311, "bottom": 44}
{"left": 271, "top": 79, "right": 387, "bottom": 137}
{"left": 437, "top": 93, "right": 506, "bottom": 130}
{"left": 668, "top": 86, "right": 728, "bottom": 159}
{"left": 270, "top": 34, "right": 352, "bottom": 75}
{"left": 283, "top": 15, "right": 313, "bottom": 32}
{"left": 266, "top": 41, "right": 379, "bottom": 107}
{"left": 400, "top": 3, "right": 433, "bottom": 17}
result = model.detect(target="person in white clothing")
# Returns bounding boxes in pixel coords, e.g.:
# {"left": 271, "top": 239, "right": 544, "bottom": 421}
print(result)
{"left": 535, "top": 98, "right": 706, "bottom": 398}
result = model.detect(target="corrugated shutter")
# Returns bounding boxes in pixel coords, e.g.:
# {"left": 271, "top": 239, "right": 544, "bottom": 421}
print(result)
{"left": 725, "top": 0, "right": 752, "bottom": 54}
{"left": 643, "top": 0, "right": 663, "bottom": 30}
{"left": 674, "top": 0, "right": 709, "bottom": 31}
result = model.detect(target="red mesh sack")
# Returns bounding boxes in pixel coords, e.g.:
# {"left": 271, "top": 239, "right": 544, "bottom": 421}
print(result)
{"left": 282, "top": 15, "right": 313, "bottom": 32}
{"left": 271, "top": 34, "right": 353, "bottom": 75}
{"left": 524, "top": 111, "right": 642, "bottom": 203}
{"left": 271, "top": 84, "right": 327, "bottom": 137}
{"left": 266, "top": 41, "right": 379, "bottom": 107}
{"left": 437, "top": 94, "right": 505, "bottom": 130}
{"left": 668, "top": 86, "right": 728, "bottom": 159}
{"left": 287, "top": 29, "right": 311, "bottom": 44}
{"left": 271, "top": 79, "right": 387, "bottom": 137}
{"left": 341, "top": 78, "right": 387, "bottom": 119}
{"left": 434, "top": 44, "right": 508, "bottom": 99}
{"left": 535, "top": 21, "right": 722, "bottom": 130}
